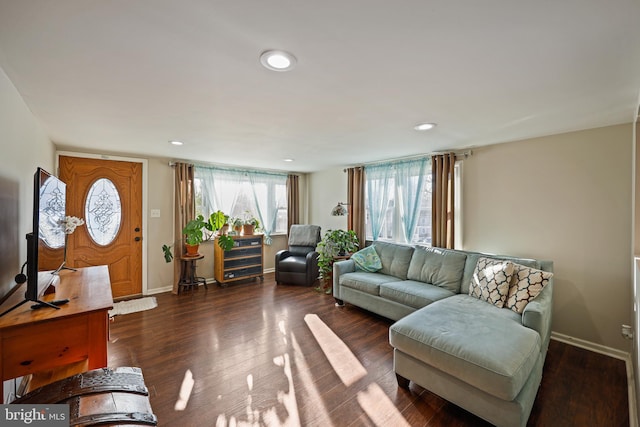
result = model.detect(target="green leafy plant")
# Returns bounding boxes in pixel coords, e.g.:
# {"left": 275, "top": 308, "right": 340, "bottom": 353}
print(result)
{"left": 229, "top": 217, "right": 244, "bottom": 235}
{"left": 244, "top": 215, "right": 260, "bottom": 230}
{"left": 317, "top": 229, "right": 360, "bottom": 280}
{"left": 165, "top": 210, "right": 235, "bottom": 259}
{"left": 183, "top": 214, "right": 209, "bottom": 246}
{"left": 241, "top": 211, "right": 261, "bottom": 235}
{"left": 217, "top": 234, "right": 235, "bottom": 251}
{"left": 162, "top": 244, "right": 173, "bottom": 263}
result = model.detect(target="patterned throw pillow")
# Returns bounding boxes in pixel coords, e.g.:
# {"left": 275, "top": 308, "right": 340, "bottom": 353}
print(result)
{"left": 351, "top": 245, "right": 383, "bottom": 272}
{"left": 506, "top": 264, "right": 553, "bottom": 313}
{"left": 468, "top": 257, "right": 514, "bottom": 308}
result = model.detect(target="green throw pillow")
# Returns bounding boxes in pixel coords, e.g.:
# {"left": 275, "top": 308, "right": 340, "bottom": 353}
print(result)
{"left": 352, "top": 245, "right": 382, "bottom": 272}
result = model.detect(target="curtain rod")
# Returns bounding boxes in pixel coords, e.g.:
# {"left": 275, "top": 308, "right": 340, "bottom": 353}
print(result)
{"left": 343, "top": 150, "right": 472, "bottom": 171}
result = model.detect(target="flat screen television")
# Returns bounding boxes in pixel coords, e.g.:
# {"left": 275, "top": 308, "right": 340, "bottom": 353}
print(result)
{"left": 0, "top": 167, "right": 68, "bottom": 317}
{"left": 29, "top": 167, "right": 67, "bottom": 297}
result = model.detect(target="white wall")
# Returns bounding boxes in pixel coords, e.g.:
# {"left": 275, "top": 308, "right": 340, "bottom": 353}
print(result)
{"left": 308, "top": 167, "right": 348, "bottom": 237}
{"left": 0, "top": 65, "right": 54, "bottom": 402}
{"left": 464, "top": 124, "right": 632, "bottom": 351}
{"left": 0, "top": 65, "right": 55, "bottom": 296}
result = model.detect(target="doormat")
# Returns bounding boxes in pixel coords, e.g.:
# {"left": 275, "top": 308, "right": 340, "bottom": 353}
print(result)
{"left": 109, "top": 296, "right": 157, "bottom": 317}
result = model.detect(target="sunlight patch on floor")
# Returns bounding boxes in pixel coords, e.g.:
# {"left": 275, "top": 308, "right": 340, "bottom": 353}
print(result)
{"left": 290, "top": 333, "right": 334, "bottom": 427}
{"left": 304, "top": 313, "right": 367, "bottom": 387}
{"left": 305, "top": 313, "right": 411, "bottom": 427}
{"left": 174, "top": 369, "right": 195, "bottom": 411}
{"left": 214, "top": 318, "right": 303, "bottom": 426}
{"left": 358, "top": 383, "right": 411, "bottom": 427}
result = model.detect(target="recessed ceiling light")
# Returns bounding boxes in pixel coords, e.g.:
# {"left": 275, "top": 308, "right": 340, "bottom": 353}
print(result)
{"left": 169, "top": 140, "right": 184, "bottom": 146}
{"left": 260, "top": 50, "right": 297, "bottom": 72}
{"left": 414, "top": 123, "right": 437, "bottom": 131}
{"left": 283, "top": 158, "right": 294, "bottom": 162}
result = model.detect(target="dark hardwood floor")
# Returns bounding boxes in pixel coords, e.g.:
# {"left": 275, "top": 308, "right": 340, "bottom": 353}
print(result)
{"left": 108, "top": 273, "right": 629, "bottom": 427}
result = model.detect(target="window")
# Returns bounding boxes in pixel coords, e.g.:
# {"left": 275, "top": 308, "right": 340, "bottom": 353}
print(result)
{"left": 364, "top": 158, "right": 461, "bottom": 246}
{"left": 194, "top": 166, "right": 288, "bottom": 242}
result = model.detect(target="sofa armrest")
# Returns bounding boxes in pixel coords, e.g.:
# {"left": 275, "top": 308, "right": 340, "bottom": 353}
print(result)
{"left": 275, "top": 249, "right": 291, "bottom": 263}
{"left": 333, "top": 259, "right": 356, "bottom": 300}
{"left": 522, "top": 280, "right": 554, "bottom": 353}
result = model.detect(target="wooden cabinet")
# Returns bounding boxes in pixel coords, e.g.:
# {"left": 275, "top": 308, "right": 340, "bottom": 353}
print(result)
{"left": 214, "top": 234, "right": 264, "bottom": 286}
{"left": 0, "top": 266, "right": 113, "bottom": 402}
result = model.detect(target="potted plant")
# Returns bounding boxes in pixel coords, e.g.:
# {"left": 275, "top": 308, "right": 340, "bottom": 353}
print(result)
{"left": 208, "top": 210, "right": 235, "bottom": 251}
{"left": 230, "top": 217, "right": 244, "bottom": 235}
{"left": 177, "top": 210, "right": 235, "bottom": 258}
{"left": 182, "top": 214, "right": 209, "bottom": 256}
{"left": 242, "top": 212, "right": 260, "bottom": 235}
{"left": 316, "top": 229, "right": 359, "bottom": 292}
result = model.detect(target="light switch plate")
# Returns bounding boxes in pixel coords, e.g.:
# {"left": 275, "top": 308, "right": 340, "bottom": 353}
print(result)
{"left": 150, "top": 209, "right": 161, "bottom": 218}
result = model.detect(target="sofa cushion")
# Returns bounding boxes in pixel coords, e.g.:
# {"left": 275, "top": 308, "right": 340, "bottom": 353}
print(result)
{"left": 371, "top": 241, "right": 414, "bottom": 280}
{"left": 351, "top": 245, "right": 383, "bottom": 272}
{"left": 380, "top": 280, "right": 455, "bottom": 309}
{"left": 407, "top": 246, "right": 467, "bottom": 293}
{"left": 461, "top": 253, "right": 541, "bottom": 294}
{"left": 506, "top": 263, "right": 554, "bottom": 314}
{"left": 468, "top": 257, "right": 514, "bottom": 308}
{"left": 277, "top": 256, "right": 309, "bottom": 273}
{"left": 339, "top": 271, "right": 401, "bottom": 296}
{"left": 389, "top": 294, "right": 540, "bottom": 400}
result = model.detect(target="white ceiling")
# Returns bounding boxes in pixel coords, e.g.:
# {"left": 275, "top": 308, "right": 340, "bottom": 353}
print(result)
{"left": 1, "top": 0, "right": 639, "bottom": 172}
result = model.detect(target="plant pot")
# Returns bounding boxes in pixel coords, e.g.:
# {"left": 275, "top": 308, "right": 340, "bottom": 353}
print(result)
{"left": 243, "top": 224, "right": 255, "bottom": 235}
{"left": 185, "top": 244, "right": 199, "bottom": 257}
{"left": 221, "top": 224, "right": 229, "bottom": 235}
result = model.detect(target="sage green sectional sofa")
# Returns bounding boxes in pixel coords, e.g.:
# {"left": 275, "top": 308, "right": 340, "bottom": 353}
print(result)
{"left": 333, "top": 241, "right": 554, "bottom": 427}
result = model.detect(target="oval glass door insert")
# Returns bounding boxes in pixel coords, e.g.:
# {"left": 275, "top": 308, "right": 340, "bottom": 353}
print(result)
{"left": 39, "top": 176, "right": 66, "bottom": 248}
{"left": 85, "top": 178, "right": 122, "bottom": 245}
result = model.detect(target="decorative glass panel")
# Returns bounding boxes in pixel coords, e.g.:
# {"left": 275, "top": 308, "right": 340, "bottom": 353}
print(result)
{"left": 85, "top": 178, "right": 122, "bottom": 246}
{"left": 39, "top": 176, "right": 66, "bottom": 249}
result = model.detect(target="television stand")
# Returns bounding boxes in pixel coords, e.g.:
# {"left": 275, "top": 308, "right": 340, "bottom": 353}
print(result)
{"left": 0, "top": 265, "right": 113, "bottom": 403}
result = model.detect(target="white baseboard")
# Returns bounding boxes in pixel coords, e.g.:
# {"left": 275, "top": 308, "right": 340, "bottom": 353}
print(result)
{"left": 146, "top": 285, "right": 173, "bottom": 295}
{"left": 551, "top": 332, "right": 630, "bottom": 360}
{"left": 551, "top": 332, "right": 636, "bottom": 427}
{"left": 147, "top": 269, "right": 274, "bottom": 296}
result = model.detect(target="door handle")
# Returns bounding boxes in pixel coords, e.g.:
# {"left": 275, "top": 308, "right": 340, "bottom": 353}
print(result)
{"left": 135, "top": 227, "right": 140, "bottom": 232}
{"left": 135, "top": 237, "right": 141, "bottom": 242}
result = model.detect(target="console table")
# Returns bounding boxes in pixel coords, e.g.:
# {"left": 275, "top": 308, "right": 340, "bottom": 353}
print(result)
{"left": 0, "top": 265, "right": 113, "bottom": 402}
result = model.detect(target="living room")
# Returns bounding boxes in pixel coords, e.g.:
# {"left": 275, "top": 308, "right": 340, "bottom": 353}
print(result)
{"left": 0, "top": 1, "right": 639, "bottom": 426}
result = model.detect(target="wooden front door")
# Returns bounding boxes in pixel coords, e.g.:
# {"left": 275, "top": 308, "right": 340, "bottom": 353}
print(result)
{"left": 59, "top": 156, "right": 143, "bottom": 298}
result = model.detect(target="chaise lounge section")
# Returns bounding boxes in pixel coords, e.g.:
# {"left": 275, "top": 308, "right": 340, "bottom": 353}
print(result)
{"left": 333, "top": 241, "right": 554, "bottom": 427}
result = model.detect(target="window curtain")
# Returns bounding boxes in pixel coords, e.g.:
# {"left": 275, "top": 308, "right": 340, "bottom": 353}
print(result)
{"left": 196, "top": 165, "right": 287, "bottom": 245}
{"left": 431, "top": 153, "right": 456, "bottom": 249}
{"left": 365, "top": 164, "right": 393, "bottom": 241}
{"left": 396, "top": 158, "right": 429, "bottom": 243}
{"left": 173, "top": 162, "right": 195, "bottom": 294}
{"left": 247, "top": 171, "right": 287, "bottom": 244}
{"left": 347, "top": 167, "right": 365, "bottom": 247}
{"left": 287, "top": 174, "right": 299, "bottom": 233}
{"left": 197, "top": 167, "right": 241, "bottom": 215}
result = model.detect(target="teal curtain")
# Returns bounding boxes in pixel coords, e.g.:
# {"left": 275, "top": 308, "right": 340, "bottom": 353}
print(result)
{"left": 365, "top": 164, "right": 393, "bottom": 241}
{"left": 195, "top": 165, "right": 287, "bottom": 245}
{"left": 247, "top": 171, "right": 287, "bottom": 244}
{"left": 396, "top": 158, "right": 429, "bottom": 243}
{"left": 196, "top": 167, "right": 242, "bottom": 214}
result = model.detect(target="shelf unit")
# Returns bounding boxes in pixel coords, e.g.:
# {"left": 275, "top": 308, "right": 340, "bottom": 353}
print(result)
{"left": 214, "top": 234, "right": 264, "bottom": 286}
